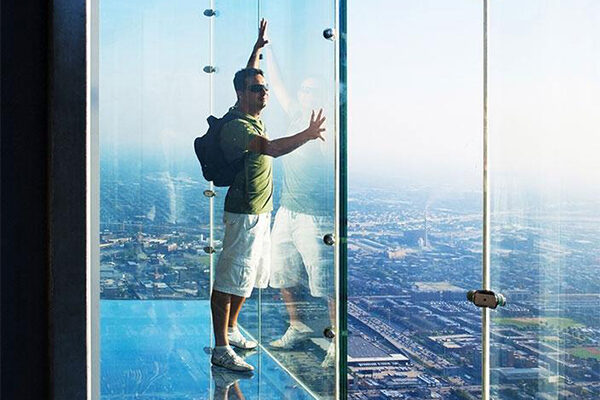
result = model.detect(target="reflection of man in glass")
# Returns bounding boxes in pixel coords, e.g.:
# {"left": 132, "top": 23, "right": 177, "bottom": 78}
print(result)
{"left": 210, "top": 19, "right": 327, "bottom": 372}
{"left": 252, "top": 21, "right": 336, "bottom": 368}
{"left": 211, "top": 365, "right": 250, "bottom": 400}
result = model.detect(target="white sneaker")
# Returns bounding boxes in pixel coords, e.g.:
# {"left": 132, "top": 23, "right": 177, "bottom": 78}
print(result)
{"left": 321, "top": 342, "right": 335, "bottom": 368}
{"left": 228, "top": 327, "right": 258, "bottom": 350}
{"left": 269, "top": 325, "right": 311, "bottom": 349}
{"left": 211, "top": 348, "right": 254, "bottom": 372}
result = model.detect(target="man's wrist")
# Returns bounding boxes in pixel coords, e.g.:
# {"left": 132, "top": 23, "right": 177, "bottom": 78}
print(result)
{"left": 299, "top": 129, "right": 313, "bottom": 143}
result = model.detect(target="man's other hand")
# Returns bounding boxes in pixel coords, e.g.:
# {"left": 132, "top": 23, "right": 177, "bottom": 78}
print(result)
{"left": 305, "top": 109, "right": 326, "bottom": 142}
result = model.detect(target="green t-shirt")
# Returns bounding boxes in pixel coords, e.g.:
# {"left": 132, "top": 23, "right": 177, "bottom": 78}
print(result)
{"left": 220, "top": 107, "right": 273, "bottom": 215}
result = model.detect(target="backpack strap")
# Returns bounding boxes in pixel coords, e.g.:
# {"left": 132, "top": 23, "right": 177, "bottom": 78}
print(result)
{"left": 219, "top": 112, "right": 247, "bottom": 173}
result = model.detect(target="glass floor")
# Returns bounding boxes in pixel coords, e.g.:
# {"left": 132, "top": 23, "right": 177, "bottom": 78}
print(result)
{"left": 101, "top": 300, "right": 315, "bottom": 399}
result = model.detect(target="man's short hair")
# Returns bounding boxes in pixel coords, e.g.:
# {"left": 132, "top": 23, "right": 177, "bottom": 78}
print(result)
{"left": 233, "top": 68, "right": 264, "bottom": 92}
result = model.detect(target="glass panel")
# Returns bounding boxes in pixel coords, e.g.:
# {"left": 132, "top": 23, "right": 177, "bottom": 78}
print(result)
{"left": 347, "top": 1, "right": 484, "bottom": 398}
{"left": 100, "top": 0, "right": 211, "bottom": 302}
{"left": 99, "top": 0, "right": 214, "bottom": 396}
{"left": 490, "top": 2, "right": 600, "bottom": 399}
{"left": 258, "top": 1, "right": 338, "bottom": 399}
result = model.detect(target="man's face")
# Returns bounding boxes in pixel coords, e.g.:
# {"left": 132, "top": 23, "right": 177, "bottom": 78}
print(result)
{"left": 238, "top": 74, "right": 269, "bottom": 112}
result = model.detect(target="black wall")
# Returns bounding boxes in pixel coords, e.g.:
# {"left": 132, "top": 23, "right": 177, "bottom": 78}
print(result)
{"left": 1, "top": 0, "right": 50, "bottom": 397}
{"left": 1, "top": 0, "right": 87, "bottom": 398}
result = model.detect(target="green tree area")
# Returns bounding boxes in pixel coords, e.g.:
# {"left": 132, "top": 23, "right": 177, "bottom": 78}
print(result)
{"left": 568, "top": 347, "right": 600, "bottom": 361}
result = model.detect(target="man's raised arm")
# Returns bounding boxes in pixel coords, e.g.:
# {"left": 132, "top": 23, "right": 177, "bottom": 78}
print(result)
{"left": 247, "top": 19, "right": 269, "bottom": 69}
{"left": 248, "top": 109, "right": 326, "bottom": 158}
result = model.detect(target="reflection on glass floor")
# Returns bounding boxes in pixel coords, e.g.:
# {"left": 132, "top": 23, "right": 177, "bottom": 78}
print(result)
{"left": 101, "top": 301, "right": 315, "bottom": 399}
{"left": 259, "top": 294, "right": 336, "bottom": 398}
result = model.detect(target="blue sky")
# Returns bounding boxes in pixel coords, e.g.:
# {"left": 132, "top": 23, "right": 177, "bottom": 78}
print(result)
{"left": 100, "top": 0, "right": 600, "bottom": 194}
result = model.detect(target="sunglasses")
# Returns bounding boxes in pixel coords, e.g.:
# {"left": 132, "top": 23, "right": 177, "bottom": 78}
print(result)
{"left": 247, "top": 84, "right": 269, "bottom": 93}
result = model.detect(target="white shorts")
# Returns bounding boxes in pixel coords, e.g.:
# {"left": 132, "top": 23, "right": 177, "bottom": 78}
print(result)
{"left": 213, "top": 211, "right": 271, "bottom": 298}
{"left": 270, "top": 207, "right": 334, "bottom": 298}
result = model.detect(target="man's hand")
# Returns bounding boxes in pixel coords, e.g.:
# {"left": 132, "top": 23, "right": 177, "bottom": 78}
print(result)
{"left": 248, "top": 109, "right": 327, "bottom": 158}
{"left": 304, "top": 109, "right": 326, "bottom": 141}
{"left": 254, "top": 19, "right": 269, "bottom": 50}
{"left": 247, "top": 19, "right": 269, "bottom": 69}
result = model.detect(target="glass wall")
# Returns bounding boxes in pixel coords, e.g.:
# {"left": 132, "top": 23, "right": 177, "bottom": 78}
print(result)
{"left": 489, "top": 2, "right": 600, "bottom": 399}
{"left": 98, "top": 0, "right": 342, "bottom": 399}
{"left": 347, "top": 1, "right": 599, "bottom": 399}
{"left": 347, "top": 1, "right": 483, "bottom": 398}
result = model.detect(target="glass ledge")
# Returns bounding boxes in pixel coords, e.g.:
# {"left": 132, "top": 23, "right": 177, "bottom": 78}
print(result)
{"left": 101, "top": 300, "right": 316, "bottom": 399}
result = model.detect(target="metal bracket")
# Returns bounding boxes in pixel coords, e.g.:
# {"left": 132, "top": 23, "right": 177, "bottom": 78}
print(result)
{"left": 323, "top": 233, "right": 335, "bottom": 246}
{"left": 203, "top": 9, "right": 216, "bottom": 17}
{"left": 467, "top": 290, "right": 506, "bottom": 309}
{"left": 203, "top": 189, "right": 216, "bottom": 198}
{"left": 203, "top": 66, "right": 216, "bottom": 74}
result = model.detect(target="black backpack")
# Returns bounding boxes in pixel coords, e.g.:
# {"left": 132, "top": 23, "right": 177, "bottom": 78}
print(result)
{"left": 194, "top": 113, "right": 245, "bottom": 187}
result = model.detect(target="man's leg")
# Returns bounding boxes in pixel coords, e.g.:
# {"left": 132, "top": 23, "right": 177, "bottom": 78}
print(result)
{"left": 211, "top": 289, "right": 232, "bottom": 346}
{"left": 227, "top": 294, "right": 258, "bottom": 349}
{"left": 281, "top": 287, "right": 300, "bottom": 326}
{"left": 270, "top": 285, "right": 313, "bottom": 349}
{"left": 210, "top": 289, "right": 254, "bottom": 371}
{"left": 228, "top": 294, "right": 246, "bottom": 329}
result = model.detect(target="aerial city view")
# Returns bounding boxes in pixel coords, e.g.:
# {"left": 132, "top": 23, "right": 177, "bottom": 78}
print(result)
{"left": 99, "top": 163, "right": 600, "bottom": 399}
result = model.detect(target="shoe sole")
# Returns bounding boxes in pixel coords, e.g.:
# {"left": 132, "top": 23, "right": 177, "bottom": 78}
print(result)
{"left": 229, "top": 341, "right": 258, "bottom": 350}
{"left": 211, "top": 358, "right": 254, "bottom": 372}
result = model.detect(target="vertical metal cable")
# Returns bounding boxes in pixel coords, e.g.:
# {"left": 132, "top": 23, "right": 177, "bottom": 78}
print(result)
{"left": 482, "top": 0, "right": 491, "bottom": 399}
{"left": 335, "top": 0, "right": 348, "bottom": 398}
{"left": 208, "top": 0, "right": 215, "bottom": 299}
{"left": 208, "top": 2, "right": 215, "bottom": 398}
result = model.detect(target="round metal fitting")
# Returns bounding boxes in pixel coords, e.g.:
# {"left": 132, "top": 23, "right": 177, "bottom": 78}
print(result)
{"left": 203, "top": 246, "right": 215, "bottom": 254}
{"left": 203, "top": 189, "right": 216, "bottom": 198}
{"left": 323, "top": 233, "right": 335, "bottom": 246}
{"left": 203, "top": 9, "right": 216, "bottom": 17}
{"left": 203, "top": 66, "right": 216, "bottom": 74}
{"left": 323, "top": 327, "right": 335, "bottom": 339}
{"left": 323, "top": 28, "right": 336, "bottom": 41}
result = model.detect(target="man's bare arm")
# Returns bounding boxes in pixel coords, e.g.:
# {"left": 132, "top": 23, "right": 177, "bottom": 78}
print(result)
{"left": 263, "top": 46, "right": 292, "bottom": 115}
{"left": 248, "top": 109, "right": 326, "bottom": 158}
{"left": 247, "top": 19, "right": 269, "bottom": 69}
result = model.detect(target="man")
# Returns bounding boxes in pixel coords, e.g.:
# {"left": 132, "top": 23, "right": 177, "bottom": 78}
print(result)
{"left": 210, "top": 18, "right": 326, "bottom": 372}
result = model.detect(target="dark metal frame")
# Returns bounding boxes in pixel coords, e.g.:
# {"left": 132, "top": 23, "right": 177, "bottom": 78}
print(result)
{"left": 1, "top": 0, "right": 88, "bottom": 398}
